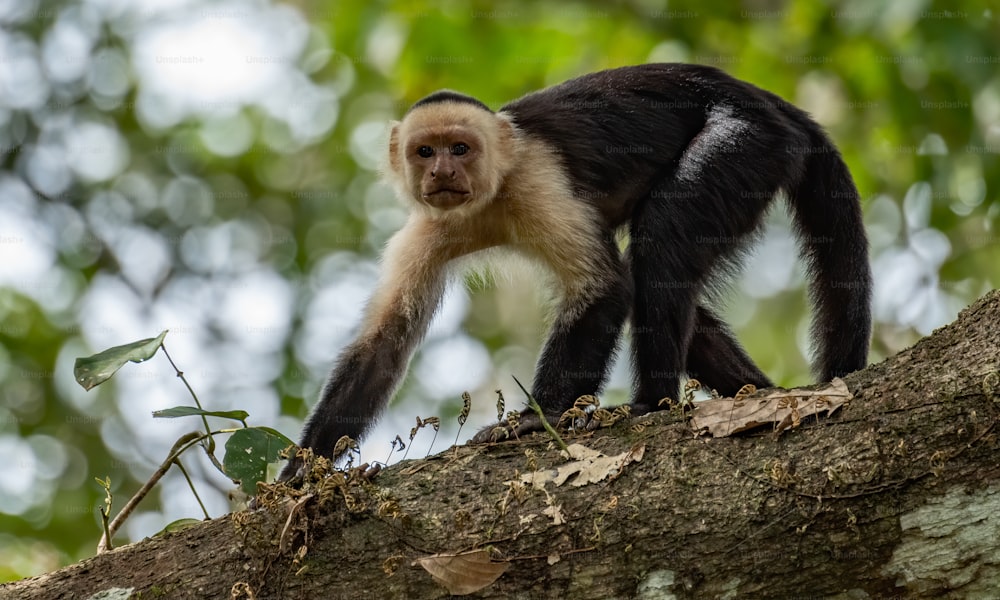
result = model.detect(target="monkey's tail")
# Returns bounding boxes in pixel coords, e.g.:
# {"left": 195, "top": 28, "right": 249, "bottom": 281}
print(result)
{"left": 786, "top": 128, "right": 872, "bottom": 381}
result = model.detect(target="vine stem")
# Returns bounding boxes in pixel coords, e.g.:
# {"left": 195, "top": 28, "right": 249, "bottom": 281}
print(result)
{"left": 160, "top": 344, "right": 223, "bottom": 473}
{"left": 97, "top": 431, "right": 213, "bottom": 553}
{"left": 513, "top": 376, "right": 568, "bottom": 452}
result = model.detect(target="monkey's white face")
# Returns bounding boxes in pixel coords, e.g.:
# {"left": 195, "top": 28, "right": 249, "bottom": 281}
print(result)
{"left": 403, "top": 124, "right": 482, "bottom": 209}
{"left": 388, "top": 103, "right": 515, "bottom": 214}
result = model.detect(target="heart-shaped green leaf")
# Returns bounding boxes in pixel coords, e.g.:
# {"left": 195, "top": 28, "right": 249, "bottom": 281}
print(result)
{"left": 224, "top": 427, "right": 296, "bottom": 495}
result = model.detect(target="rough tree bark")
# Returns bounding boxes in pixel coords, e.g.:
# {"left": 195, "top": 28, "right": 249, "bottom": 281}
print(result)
{"left": 4, "top": 291, "right": 1000, "bottom": 600}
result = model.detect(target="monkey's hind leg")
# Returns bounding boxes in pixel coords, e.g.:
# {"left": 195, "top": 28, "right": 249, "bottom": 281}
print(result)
{"left": 629, "top": 105, "right": 784, "bottom": 412}
{"left": 686, "top": 306, "right": 773, "bottom": 397}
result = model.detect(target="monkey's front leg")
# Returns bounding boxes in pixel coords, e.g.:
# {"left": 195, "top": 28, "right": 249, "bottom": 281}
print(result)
{"left": 279, "top": 218, "right": 450, "bottom": 480}
{"left": 472, "top": 243, "right": 631, "bottom": 443}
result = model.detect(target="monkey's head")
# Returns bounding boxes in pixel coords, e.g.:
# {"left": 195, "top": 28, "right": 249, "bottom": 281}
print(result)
{"left": 388, "top": 91, "right": 514, "bottom": 213}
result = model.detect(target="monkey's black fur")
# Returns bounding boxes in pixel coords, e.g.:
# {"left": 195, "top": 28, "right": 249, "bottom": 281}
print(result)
{"left": 500, "top": 64, "right": 870, "bottom": 412}
{"left": 282, "top": 64, "right": 870, "bottom": 478}
{"left": 409, "top": 89, "right": 492, "bottom": 113}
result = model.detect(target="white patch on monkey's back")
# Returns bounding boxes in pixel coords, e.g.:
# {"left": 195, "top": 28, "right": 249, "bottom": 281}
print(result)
{"left": 675, "top": 104, "right": 751, "bottom": 184}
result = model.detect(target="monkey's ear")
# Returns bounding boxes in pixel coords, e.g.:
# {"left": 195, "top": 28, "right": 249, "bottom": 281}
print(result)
{"left": 387, "top": 121, "right": 402, "bottom": 175}
{"left": 495, "top": 114, "right": 514, "bottom": 142}
{"left": 493, "top": 114, "right": 516, "bottom": 174}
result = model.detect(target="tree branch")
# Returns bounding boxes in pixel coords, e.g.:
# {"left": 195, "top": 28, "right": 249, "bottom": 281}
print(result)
{"left": 5, "top": 291, "right": 1000, "bottom": 600}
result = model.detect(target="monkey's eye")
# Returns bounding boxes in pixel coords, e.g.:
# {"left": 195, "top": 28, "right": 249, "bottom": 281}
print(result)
{"left": 451, "top": 143, "right": 469, "bottom": 156}
{"left": 417, "top": 146, "right": 434, "bottom": 158}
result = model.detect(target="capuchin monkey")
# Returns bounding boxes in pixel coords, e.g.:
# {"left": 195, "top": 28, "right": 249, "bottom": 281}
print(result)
{"left": 280, "top": 63, "right": 871, "bottom": 479}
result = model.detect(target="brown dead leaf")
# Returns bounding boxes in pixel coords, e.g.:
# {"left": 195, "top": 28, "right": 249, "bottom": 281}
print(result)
{"left": 414, "top": 549, "right": 509, "bottom": 595}
{"left": 520, "top": 443, "right": 645, "bottom": 489}
{"left": 542, "top": 503, "right": 565, "bottom": 525}
{"left": 690, "top": 377, "right": 851, "bottom": 437}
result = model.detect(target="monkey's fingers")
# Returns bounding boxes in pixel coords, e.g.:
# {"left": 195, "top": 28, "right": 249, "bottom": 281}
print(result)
{"left": 277, "top": 456, "right": 305, "bottom": 483}
{"left": 356, "top": 462, "right": 382, "bottom": 481}
{"left": 468, "top": 410, "right": 566, "bottom": 444}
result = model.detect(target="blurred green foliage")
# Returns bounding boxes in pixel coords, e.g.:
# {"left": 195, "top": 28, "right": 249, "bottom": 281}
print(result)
{"left": 0, "top": 0, "right": 997, "bottom": 580}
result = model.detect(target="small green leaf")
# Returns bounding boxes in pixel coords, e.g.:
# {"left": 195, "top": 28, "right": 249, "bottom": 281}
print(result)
{"left": 153, "top": 406, "right": 250, "bottom": 422}
{"left": 74, "top": 330, "right": 169, "bottom": 391}
{"left": 158, "top": 518, "right": 202, "bottom": 534}
{"left": 224, "top": 427, "right": 295, "bottom": 495}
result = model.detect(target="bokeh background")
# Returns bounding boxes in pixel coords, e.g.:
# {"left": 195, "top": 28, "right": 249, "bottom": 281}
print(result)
{"left": 1, "top": 0, "right": 997, "bottom": 580}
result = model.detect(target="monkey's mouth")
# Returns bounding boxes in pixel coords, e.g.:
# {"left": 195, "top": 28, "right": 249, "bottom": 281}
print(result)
{"left": 422, "top": 189, "right": 471, "bottom": 209}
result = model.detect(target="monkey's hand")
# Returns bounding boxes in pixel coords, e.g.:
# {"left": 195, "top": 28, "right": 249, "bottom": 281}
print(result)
{"left": 469, "top": 409, "right": 587, "bottom": 444}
